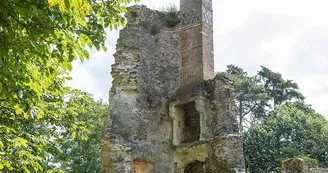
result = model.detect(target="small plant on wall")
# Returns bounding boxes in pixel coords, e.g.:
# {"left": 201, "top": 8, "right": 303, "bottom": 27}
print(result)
{"left": 160, "top": 4, "right": 181, "bottom": 28}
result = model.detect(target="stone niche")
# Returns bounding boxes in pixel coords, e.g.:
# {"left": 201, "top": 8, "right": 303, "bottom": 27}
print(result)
{"left": 133, "top": 161, "right": 154, "bottom": 173}
{"left": 177, "top": 101, "right": 200, "bottom": 143}
{"left": 170, "top": 97, "right": 207, "bottom": 146}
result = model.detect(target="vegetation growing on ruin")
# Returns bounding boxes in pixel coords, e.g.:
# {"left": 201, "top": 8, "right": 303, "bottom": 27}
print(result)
{"left": 160, "top": 4, "right": 181, "bottom": 28}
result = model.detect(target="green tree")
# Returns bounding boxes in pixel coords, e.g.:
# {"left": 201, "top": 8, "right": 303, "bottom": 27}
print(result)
{"left": 244, "top": 101, "right": 328, "bottom": 173}
{"left": 0, "top": 0, "right": 135, "bottom": 171}
{"left": 0, "top": 0, "right": 136, "bottom": 114}
{"left": 51, "top": 90, "right": 108, "bottom": 173}
{"left": 219, "top": 65, "right": 269, "bottom": 131}
{"left": 0, "top": 88, "right": 93, "bottom": 172}
{"left": 257, "top": 66, "right": 305, "bottom": 108}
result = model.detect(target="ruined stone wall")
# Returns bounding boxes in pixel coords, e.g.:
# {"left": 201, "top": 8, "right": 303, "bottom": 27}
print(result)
{"left": 101, "top": 5, "right": 245, "bottom": 173}
{"left": 204, "top": 76, "right": 244, "bottom": 172}
{"left": 282, "top": 158, "right": 328, "bottom": 173}
{"left": 170, "top": 75, "right": 245, "bottom": 173}
{"left": 101, "top": 5, "right": 179, "bottom": 173}
{"left": 311, "top": 169, "right": 328, "bottom": 173}
{"left": 204, "top": 75, "right": 239, "bottom": 136}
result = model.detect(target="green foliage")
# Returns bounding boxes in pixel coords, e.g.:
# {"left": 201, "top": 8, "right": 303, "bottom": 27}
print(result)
{"left": 220, "top": 65, "right": 325, "bottom": 172}
{"left": 0, "top": 0, "right": 136, "bottom": 172}
{"left": 244, "top": 101, "right": 328, "bottom": 172}
{"left": 160, "top": 4, "right": 180, "bottom": 28}
{"left": 219, "top": 65, "right": 269, "bottom": 131}
{"left": 257, "top": 66, "right": 305, "bottom": 108}
{"left": 219, "top": 65, "right": 306, "bottom": 130}
{"left": 225, "top": 64, "right": 247, "bottom": 76}
{"left": 50, "top": 91, "right": 108, "bottom": 173}
{"left": 0, "top": 88, "right": 94, "bottom": 172}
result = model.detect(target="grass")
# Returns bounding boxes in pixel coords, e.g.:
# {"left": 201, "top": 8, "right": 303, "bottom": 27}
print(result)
{"left": 160, "top": 4, "right": 180, "bottom": 28}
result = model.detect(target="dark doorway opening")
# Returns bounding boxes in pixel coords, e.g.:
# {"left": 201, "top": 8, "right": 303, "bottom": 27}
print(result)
{"left": 184, "top": 161, "right": 204, "bottom": 173}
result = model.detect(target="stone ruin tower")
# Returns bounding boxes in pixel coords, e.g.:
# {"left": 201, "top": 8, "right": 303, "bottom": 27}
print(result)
{"left": 101, "top": 0, "right": 246, "bottom": 172}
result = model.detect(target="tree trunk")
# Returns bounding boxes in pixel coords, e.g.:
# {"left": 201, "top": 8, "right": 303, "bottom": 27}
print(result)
{"left": 272, "top": 86, "right": 276, "bottom": 109}
{"left": 239, "top": 100, "right": 243, "bottom": 132}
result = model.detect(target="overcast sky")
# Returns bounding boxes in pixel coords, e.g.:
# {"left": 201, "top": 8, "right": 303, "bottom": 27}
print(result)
{"left": 67, "top": 0, "right": 328, "bottom": 119}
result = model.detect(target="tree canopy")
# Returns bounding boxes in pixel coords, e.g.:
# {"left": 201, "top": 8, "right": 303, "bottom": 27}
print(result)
{"left": 218, "top": 65, "right": 269, "bottom": 131}
{"left": 50, "top": 91, "right": 108, "bottom": 173}
{"left": 257, "top": 66, "right": 305, "bottom": 108}
{"left": 219, "top": 65, "right": 328, "bottom": 172}
{"left": 0, "top": 0, "right": 136, "bottom": 118}
{"left": 244, "top": 101, "right": 328, "bottom": 173}
{"left": 219, "top": 65, "right": 305, "bottom": 130}
{"left": 0, "top": 0, "right": 136, "bottom": 172}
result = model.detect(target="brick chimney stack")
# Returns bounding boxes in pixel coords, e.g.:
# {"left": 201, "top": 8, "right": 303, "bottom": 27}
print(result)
{"left": 179, "top": 0, "right": 214, "bottom": 91}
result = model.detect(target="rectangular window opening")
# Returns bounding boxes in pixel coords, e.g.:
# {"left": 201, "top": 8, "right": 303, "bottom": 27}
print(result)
{"left": 179, "top": 101, "right": 200, "bottom": 143}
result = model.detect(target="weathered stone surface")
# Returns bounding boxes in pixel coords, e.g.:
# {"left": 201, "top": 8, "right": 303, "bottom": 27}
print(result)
{"left": 204, "top": 75, "right": 239, "bottom": 135}
{"left": 282, "top": 158, "right": 311, "bottom": 173}
{"left": 101, "top": 5, "right": 179, "bottom": 173}
{"left": 311, "top": 169, "right": 328, "bottom": 173}
{"left": 101, "top": 1, "right": 245, "bottom": 172}
{"left": 173, "top": 135, "right": 245, "bottom": 173}
{"left": 282, "top": 159, "right": 328, "bottom": 173}
{"left": 170, "top": 75, "right": 245, "bottom": 173}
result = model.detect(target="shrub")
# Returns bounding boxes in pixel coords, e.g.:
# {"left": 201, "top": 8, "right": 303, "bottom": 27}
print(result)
{"left": 160, "top": 4, "right": 180, "bottom": 28}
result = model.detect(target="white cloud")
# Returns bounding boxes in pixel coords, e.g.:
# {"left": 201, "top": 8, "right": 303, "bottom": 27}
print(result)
{"left": 299, "top": 74, "right": 328, "bottom": 116}
{"left": 66, "top": 30, "right": 118, "bottom": 101}
{"left": 212, "top": 0, "right": 328, "bottom": 119}
{"left": 214, "top": 11, "right": 300, "bottom": 75}
{"left": 68, "top": 0, "right": 328, "bottom": 119}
